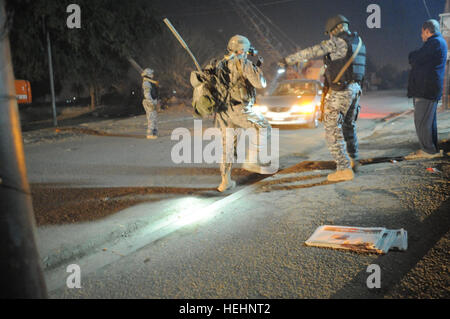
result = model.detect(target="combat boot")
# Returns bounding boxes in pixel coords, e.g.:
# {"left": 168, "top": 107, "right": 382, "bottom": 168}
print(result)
{"left": 405, "top": 149, "right": 443, "bottom": 160}
{"left": 218, "top": 172, "right": 236, "bottom": 192}
{"left": 242, "top": 161, "right": 276, "bottom": 174}
{"left": 327, "top": 168, "right": 354, "bottom": 182}
{"left": 146, "top": 128, "right": 158, "bottom": 139}
{"left": 242, "top": 146, "right": 277, "bottom": 174}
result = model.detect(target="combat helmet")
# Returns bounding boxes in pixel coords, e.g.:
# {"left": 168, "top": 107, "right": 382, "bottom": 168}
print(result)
{"left": 227, "top": 35, "right": 251, "bottom": 54}
{"left": 325, "top": 15, "right": 349, "bottom": 34}
{"left": 141, "top": 68, "right": 154, "bottom": 78}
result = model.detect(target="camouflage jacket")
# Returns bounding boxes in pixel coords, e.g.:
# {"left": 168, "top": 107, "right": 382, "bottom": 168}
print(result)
{"left": 285, "top": 36, "right": 348, "bottom": 65}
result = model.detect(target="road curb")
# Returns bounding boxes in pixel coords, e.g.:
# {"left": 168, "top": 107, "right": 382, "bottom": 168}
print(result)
{"left": 359, "top": 109, "right": 413, "bottom": 140}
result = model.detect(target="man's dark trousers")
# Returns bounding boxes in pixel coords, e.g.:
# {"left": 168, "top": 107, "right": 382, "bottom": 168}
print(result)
{"left": 413, "top": 98, "right": 439, "bottom": 154}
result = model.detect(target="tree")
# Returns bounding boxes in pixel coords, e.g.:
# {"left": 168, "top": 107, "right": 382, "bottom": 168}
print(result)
{"left": 365, "top": 54, "right": 377, "bottom": 75}
{"left": 6, "top": 0, "right": 160, "bottom": 108}
{"left": 376, "top": 64, "right": 401, "bottom": 90}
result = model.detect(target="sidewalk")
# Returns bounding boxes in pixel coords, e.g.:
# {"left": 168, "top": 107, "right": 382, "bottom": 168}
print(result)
{"left": 41, "top": 110, "right": 450, "bottom": 297}
{"left": 22, "top": 103, "right": 197, "bottom": 145}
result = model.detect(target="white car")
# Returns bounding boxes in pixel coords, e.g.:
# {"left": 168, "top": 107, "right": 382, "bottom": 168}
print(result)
{"left": 253, "top": 79, "right": 323, "bottom": 128}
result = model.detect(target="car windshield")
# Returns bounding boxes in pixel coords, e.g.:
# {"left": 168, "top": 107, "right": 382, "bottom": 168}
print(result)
{"left": 272, "top": 82, "right": 316, "bottom": 96}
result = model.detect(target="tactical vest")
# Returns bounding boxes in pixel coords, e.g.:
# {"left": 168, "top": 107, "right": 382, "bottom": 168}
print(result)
{"left": 150, "top": 84, "right": 159, "bottom": 101}
{"left": 143, "top": 78, "right": 159, "bottom": 101}
{"left": 324, "top": 32, "right": 366, "bottom": 91}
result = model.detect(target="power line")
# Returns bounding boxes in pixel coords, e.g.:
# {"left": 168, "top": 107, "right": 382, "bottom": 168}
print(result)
{"left": 162, "top": 0, "right": 296, "bottom": 18}
{"left": 422, "top": 0, "right": 432, "bottom": 19}
{"left": 246, "top": 0, "right": 298, "bottom": 51}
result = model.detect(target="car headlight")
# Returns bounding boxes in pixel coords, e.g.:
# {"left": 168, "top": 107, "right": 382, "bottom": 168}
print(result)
{"left": 291, "top": 103, "right": 316, "bottom": 114}
{"left": 253, "top": 105, "right": 268, "bottom": 113}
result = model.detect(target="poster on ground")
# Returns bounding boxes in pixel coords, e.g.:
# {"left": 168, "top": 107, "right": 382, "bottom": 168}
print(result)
{"left": 305, "top": 225, "right": 408, "bottom": 254}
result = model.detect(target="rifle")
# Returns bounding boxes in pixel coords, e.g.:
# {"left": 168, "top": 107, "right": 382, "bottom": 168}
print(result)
{"left": 127, "top": 57, "right": 143, "bottom": 74}
{"left": 163, "top": 18, "right": 202, "bottom": 72}
{"left": 319, "top": 84, "right": 329, "bottom": 122}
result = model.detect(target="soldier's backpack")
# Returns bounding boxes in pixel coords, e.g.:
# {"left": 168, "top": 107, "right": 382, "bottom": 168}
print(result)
{"left": 190, "top": 58, "right": 231, "bottom": 118}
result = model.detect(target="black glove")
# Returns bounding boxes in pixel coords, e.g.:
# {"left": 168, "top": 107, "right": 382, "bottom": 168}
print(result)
{"left": 278, "top": 57, "right": 287, "bottom": 69}
{"left": 256, "top": 56, "right": 264, "bottom": 67}
{"left": 277, "top": 58, "right": 288, "bottom": 74}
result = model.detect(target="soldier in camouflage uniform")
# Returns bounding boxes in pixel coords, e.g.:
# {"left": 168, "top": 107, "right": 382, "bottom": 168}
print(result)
{"left": 281, "top": 15, "right": 366, "bottom": 182}
{"left": 141, "top": 68, "right": 159, "bottom": 139}
{"left": 216, "top": 35, "right": 274, "bottom": 192}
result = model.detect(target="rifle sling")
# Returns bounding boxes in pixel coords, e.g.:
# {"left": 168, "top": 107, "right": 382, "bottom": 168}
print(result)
{"left": 332, "top": 36, "right": 362, "bottom": 84}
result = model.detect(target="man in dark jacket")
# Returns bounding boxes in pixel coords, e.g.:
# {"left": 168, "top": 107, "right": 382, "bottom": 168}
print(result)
{"left": 406, "top": 19, "right": 447, "bottom": 159}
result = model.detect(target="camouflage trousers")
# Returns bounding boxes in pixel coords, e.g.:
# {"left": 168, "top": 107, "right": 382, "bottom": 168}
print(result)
{"left": 216, "top": 104, "right": 271, "bottom": 176}
{"left": 142, "top": 99, "right": 158, "bottom": 132}
{"left": 323, "top": 82, "right": 361, "bottom": 170}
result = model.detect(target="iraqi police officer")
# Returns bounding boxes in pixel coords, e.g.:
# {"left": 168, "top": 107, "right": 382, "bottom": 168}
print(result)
{"left": 216, "top": 35, "right": 274, "bottom": 192}
{"left": 281, "top": 15, "right": 366, "bottom": 182}
{"left": 141, "top": 68, "right": 159, "bottom": 139}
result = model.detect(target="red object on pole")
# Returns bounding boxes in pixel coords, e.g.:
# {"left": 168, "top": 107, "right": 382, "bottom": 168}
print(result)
{"left": 14, "top": 79, "right": 32, "bottom": 104}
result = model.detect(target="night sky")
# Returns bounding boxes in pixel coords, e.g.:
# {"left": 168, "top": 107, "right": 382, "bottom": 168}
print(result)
{"left": 154, "top": 0, "right": 446, "bottom": 71}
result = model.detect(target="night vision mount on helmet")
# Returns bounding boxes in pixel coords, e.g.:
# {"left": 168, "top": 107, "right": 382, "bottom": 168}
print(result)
{"left": 227, "top": 34, "right": 258, "bottom": 56}
{"left": 325, "top": 15, "right": 349, "bottom": 35}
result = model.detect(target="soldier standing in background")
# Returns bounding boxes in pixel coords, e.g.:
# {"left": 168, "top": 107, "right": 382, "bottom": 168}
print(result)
{"left": 280, "top": 15, "right": 366, "bottom": 182}
{"left": 141, "top": 68, "right": 159, "bottom": 139}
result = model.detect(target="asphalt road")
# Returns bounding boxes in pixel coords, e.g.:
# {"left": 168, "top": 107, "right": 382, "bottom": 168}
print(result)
{"left": 24, "top": 90, "right": 401, "bottom": 188}
{"left": 23, "top": 91, "right": 450, "bottom": 298}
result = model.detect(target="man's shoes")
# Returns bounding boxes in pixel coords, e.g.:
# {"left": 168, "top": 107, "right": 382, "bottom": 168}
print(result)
{"left": 146, "top": 129, "right": 158, "bottom": 139}
{"left": 217, "top": 173, "right": 236, "bottom": 192}
{"left": 242, "top": 162, "right": 276, "bottom": 175}
{"left": 327, "top": 168, "right": 354, "bottom": 182}
{"left": 404, "top": 149, "right": 443, "bottom": 160}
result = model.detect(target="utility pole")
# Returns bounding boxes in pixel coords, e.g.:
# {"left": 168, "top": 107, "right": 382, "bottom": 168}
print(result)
{"left": 43, "top": 17, "right": 58, "bottom": 126}
{"left": 46, "top": 31, "right": 58, "bottom": 126}
{"left": 0, "top": 0, "right": 48, "bottom": 298}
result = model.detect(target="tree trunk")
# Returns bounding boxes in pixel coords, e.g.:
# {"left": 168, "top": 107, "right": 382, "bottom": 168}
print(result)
{"left": 95, "top": 85, "right": 101, "bottom": 106}
{"left": 89, "top": 84, "right": 95, "bottom": 109}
